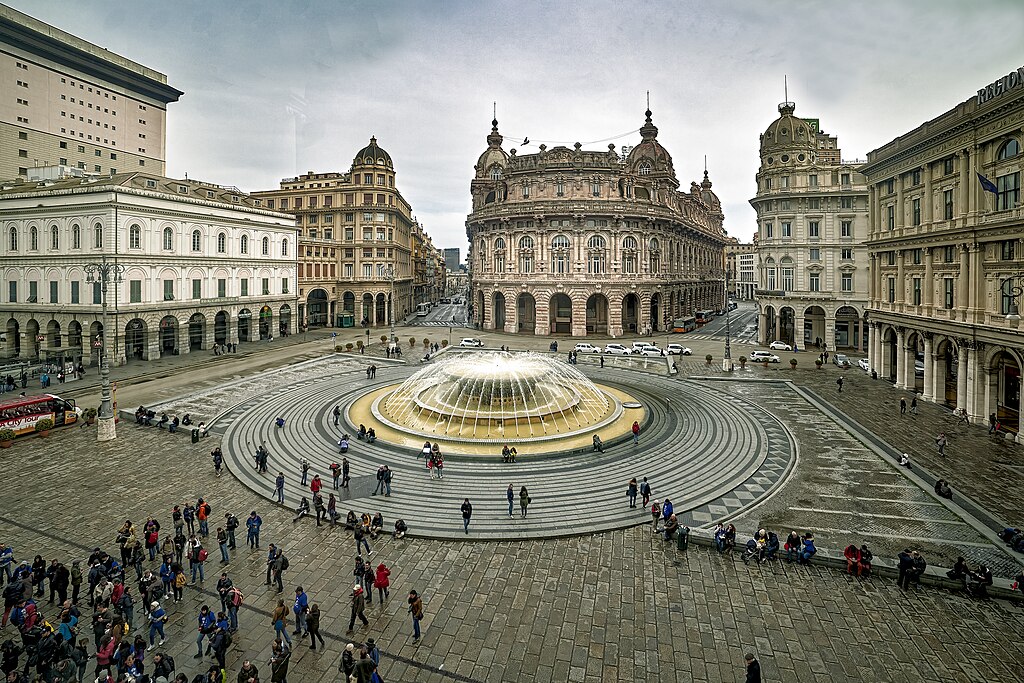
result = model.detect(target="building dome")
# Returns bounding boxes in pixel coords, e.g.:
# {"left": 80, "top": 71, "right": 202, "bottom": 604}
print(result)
{"left": 475, "top": 118, "right": 509, "bottom": 179}
{"left": 760, "top": 101, "right": 815, "bottom": 157}
{"left": 353, "top": 136, "right": 393, "bottom": 169}
{"left": 627, "top": 109, "right": 675, "bottom": 176}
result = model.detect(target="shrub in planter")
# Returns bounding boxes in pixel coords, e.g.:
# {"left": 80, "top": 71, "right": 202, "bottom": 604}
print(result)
{"left": 346, "top": 343, "right": 354, "bottom": 351}
{"left": 0, "top": 428, "right": 15, "bottom": 446}
{"left": 356, "top": 340, "right": 364, "bottom": 349}
{"left": 335, "top": 345, "right": 345, "bottom": 352}
{"left": 422, "top": 338, "right": 430, "bottom": 348}
{"left": 789, "top": 359, "right": 798, "bottom": 368}
{"left": 739, "top": 356, "right": 747, "bottom": 367}
{"left": 409, "top": 337, "right": 416, "bottom": 348}
{"left": 705, "top": 354, "right": 713, "bottom": 365}
{"left": 35, "top": 418, "right": 54, "bottom": 436}
{"left": 380, "top": 335, "right": 388, "bottom": 344}
{"left": 814, "top": 359, "right": 823, "bottom": 368}
{"left": 441, "top": 339, "right": 448, "bottom": 348}
{"left": 83, "top": 408, "right": 98, "bottom": 425}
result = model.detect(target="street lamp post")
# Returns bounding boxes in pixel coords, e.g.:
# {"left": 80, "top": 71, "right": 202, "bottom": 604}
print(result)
{"left": 384, "top": 264, "right": 397, "bottom": 343}
{"left": 1001, "top": 272, "right": 1024, "bottom": 324}
{"left": 722, "top": 268, "right": 734, "bottom": 372}
{"left": 85, "top": 257, "right": 125, "bottom": 442}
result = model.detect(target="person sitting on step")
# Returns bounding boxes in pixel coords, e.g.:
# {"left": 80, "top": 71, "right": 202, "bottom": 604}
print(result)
{"left": 393, "top": 519, "right": 407, "bottom": 539}
{"left": 592, "top": 434, "right": 604, "bottom": 453}
{"left": 293, "top": 498, "right": 310, "bottom": 523}
{"left": 344, "top": 510, "right": 357, "bottom": 530}
{"left": 366, "top": 428, "right": 376, "bottom": 444}
{"left": 357, "top": 424, "right": 367, "bottom": 441}
{"left": 370, "top": 513, "right": 384, "bottom": 538}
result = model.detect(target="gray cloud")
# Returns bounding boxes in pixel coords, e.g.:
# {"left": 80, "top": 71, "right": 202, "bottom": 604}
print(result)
{"left": 12, "top": 0, "right": 1024, "bottom": 251}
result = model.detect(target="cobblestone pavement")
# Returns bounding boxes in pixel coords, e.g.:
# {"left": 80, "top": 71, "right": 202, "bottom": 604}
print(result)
{"left": 2, "top": 426, "right": 1024, "bottom": 683}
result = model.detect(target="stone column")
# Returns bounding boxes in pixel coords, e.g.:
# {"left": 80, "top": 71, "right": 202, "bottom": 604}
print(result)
{"left": 571, "top": 292, "right": 587, "bottom": 337}
{"left": 203, "top": 323, "right": 215, "bottom": 351}
{"left": 227, "top": 319, "right": 238, "bottom": 347}
{"left": 775, "top": 311, "right": 783, "bottom": 344}
{"left": 965, "top": 344, "right": 982, "bottom": 420}
{"left": 895, "top": 327, "right": 907, "bottom": 389}
{"left": 956, "top": 343, "right": 969, "bottom": 413}
{"left": 535, "top": 296, "right": 549, "bottom": 336}
{"left": 177, "top": 324, "right": 190, "bottom": 356}
{"left": 957, "top": 244, "right": 970, "bottom": 321}
{"left": 896, "top": 251, "right": 905, "bottom": 307}
{"left": 895, "top": 175, "right": 905, "bottom": 230}
{"left": 923, "top": 164, "right": 933, "bottom": 224}
{"left": 922, "top": 333, "right": 934, "bottom": 401}
{"left": 793, "top": 312, "right": 805, "bottom": 349}
{"left": 958, "top": 150, "right": 970, "bottom": 222}
{"left": 967, "top": 244, "right": 984, "bottom": 324}
{"left": 923, "top": 247, "right": 934, "bottom": 313}
{"left": 867, "top": 186, "right": 877, "bottom": 239}
{"left": 758, "top": 309, "right": 767, "bottom": 346}
{"left": 825, "top": 313, "right": 837, "bottom": 352}
{"left": 867, "top": 323, "right": 876, "bottom": 373}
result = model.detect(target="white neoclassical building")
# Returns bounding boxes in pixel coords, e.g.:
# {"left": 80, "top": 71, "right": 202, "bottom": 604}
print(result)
{"left": 750, "top": 100, "right": 870, "bottom": 351}
{"left": 862, "top": 67, "right": 1024, "bottom": 440}
{"left": 0, "top": 168, "right": 298, "bottom": 365}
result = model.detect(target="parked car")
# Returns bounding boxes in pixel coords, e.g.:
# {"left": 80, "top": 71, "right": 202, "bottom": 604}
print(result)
{"left": 857, "top": 358, "right": 869, "bottom": 372}
{"left": 573, "top": 342, "right": 602, "bottom": 354}
{"left": 768, "top": 341, "right": 792, "bottom": 351}
{"left": 459, "top": 338, "right": 484, "bottom": 347}
{"left": 631, "top": 341, "right": 659, "bottom": 352}
{"left": 439, "top": 297, "right": 451, "bottom": 304}
{"left": 833, "top": 353, "right": 851, "bottom": 368}
{"left": 632, "top": 346, "right": 665, "bottom": 357}
{"left": 603, "top": 343, "right": 631, "bottom": 356}
{"left": 666, "top": 343, "right": 692, "bottom": 356}
{"left": 749, "top": 350, "right": 781, "bottom": 363}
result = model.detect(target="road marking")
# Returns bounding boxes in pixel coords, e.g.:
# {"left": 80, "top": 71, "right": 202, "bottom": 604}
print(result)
{"left": 787, "top": 507, "right": 967, "bottom": 524}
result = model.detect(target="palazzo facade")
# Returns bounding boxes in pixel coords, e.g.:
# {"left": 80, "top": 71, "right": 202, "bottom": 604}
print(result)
{"left": 466, "top": 110, "right": 728, "bottom": 338}
{"left": 863, "top": 67, "right": 1024, "bottom": 440}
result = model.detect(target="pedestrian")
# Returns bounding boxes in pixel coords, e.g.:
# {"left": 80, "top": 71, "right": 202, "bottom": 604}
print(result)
{"left": 147, "top": 601, "right": 166, "bottom": 646}
{"left": 300, "top": 459, "right": 310, "bottom": 487}
{"left": 216, "top": 528, "right": 229, "bottom": 564}
{"left": 271, "top": 550, "right": 286, "bottom": 592}
{"left": 310, "top": 474, "right": 323, "bottom": 496}
{"left": 631, "top": 420, "right": 640, "bottom": 445}
{"left": 408, "top": 589, "right": 424, "bottom": 642}
{"left": 989, "top": 413, "right": 998, "bottom": 434}
{"left": 744, "top": 653, "right": 761, "bottom": 683}
{"left": 246, "top": 511, "right": 262, "bottom": 549}
{"left": 640, "top": 477, "right": 652, "bottom": 507}
{"left": 274, "top": 472, "right": 285, "bottom": 504}
{"left": 226, "top": 585, "right": 242, "bottom": 632}
{"left": 506, "top": 484, "right": 514, "bottom": 518}
{"left": 900, "top": 397, "right": 907, "bottom": 415}
{"left": 330, "top": 462, "right": 341, "bottom": 490}
{"left": 897, "top": 549, "right": 913, "bottom": 590}
{"left": 627, "top": 478, "right": 638, "bottom": 508}
{"left": 332, "top": 405, "right": 341, "bottom": 427}
{"left": 936, "top": 432, "right": 946, "bottom": 457}
{"left": 374, "top": 562, "right": 391, "bottom": 603}
{"left": 215, "top": 572, "right": 233, "bottom": 614}
{"left": 383, "top": 465, "right": 393, "bottom": 496}
{"left": 306, "top": 603, "right": 325, "bottom": 650}
{"left": 340, "top": 643, "right": 356, "bottom": 679}
{"left": 224, "top": 512, "right": 238, "bottom": 550}
{"left": 346, "top": 584, "right": 369, "bottom": 633}
{"left": 600, "top": 355, "right": 604, "bottom": 368}
{"left": 292, "top": 586, "right": 308, "bottom": 638}
{"left": 342, "top": 457, "right": 350, "bottom": 489}
{"left": 211, "top": 448, "right": 223, "bottom": 477}
{"left": 313, "top": 493, "right": 326, "bottom": 526}
{"left": 194, "top": 604, "right": 214, "bottom": 659}
{"left": 372, "top": 465, "right": 385, "bottom": 496}
{"left": 354, "top": 525, "right": 372, "bottom": 556}
{"left": 836, "top": 376, "right": 844, "bottom": 393}
{"left": 461, "top": 498, "right": 473, "bottom": 534}
{"left": 910, "top": 395, "right": 918, "bottom": 415}
{"left": 650, "top": 500, "right": 662, "bottom": 532}
{"left": 519, "top": 486, "right": 530, "bottom": 517}
{"left": 271, "top": 598, "right": 292, "bottom": 646}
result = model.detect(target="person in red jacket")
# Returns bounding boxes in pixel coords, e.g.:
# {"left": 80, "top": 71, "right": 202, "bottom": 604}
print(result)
{"left": 310, "top": 475, "right": 323, "bottom": 496}
{"left": 373, "top": 563, "right": 391, "bottom": 603}
{"left": 843, "top": 544, "right": 861, "bottom": 575}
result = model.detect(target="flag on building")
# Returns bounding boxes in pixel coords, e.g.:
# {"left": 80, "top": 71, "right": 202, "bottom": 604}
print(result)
{"left": 977, "top": 172, "right": 998, "bottom": 194}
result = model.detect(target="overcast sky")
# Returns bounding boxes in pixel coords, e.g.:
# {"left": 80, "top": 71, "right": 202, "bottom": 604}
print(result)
{"left": 11, "top": 0, "right": 1024, "bottom": 251}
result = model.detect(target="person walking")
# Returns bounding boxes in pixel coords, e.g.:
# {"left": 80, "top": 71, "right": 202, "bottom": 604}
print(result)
{"left": 147, "top": 601, "right": 166, "bottom": 646}
{"left": 627, "top": 478, "right": 638, "bottom": 508}
{"left": 270, "top": 599, "right": 292, "bottom": 646}
{"left": 900, "top": 397, "right": 907, "bottom": 415}
{"left": 346, "top": 585, "right": 369, "bottom": 633}
{"left": 224, "top": 512, "right": 238, "bottom": 550}
{"left": 408, "top": 589, "right": 424, "bottom": 642}
{"left": 373, "top": 562, "right": 391, "bottom": 603}
{"left": 506, "top": 484, "right": 514, "bottom": 518}
{"left": 640, "top": 477, "right": 652, "bottom": 507}
{"left": 193, "top": 604, "right": 215, "bottom": 659}
{"left": 211, "top": 449, "right": 223, "bottom": 477}
{"left": 650, "top": 500, "right": 662, "bottom": 533}
{"left": 836, "top": 376, "right": 844, "bottom": 393}
{"left": 910, "top": 395, "right": 918, "bottom": 415}
{"left": 274, "top": 473, "right": 285, "bottom": 505}
{"left": 306, "top": 603, "right": 325, "bottom": 651}
{"left": 744, "top": 653, "right": 762, "bottom": 683}
{"left": 300, "top": 460, "right": 310, "bottom": 487}
{"left": 989, "top": 413, "right": 998, "bottom": 434}
{"left": 216, "top": 528, "right": 229, "bottom": 564}
{"left": 461, "top": 498, "right": 473, "bottom": 534}
{"left": 342, "top": 457, "right": 350, "bottom": 489}
{"left": 631, "top": 420, "right": 640, "bottom": 446}
{"left": 936, "top": 432, "right": 947, "bottom": 457}
{"left": 292, "top": 586, "right": 309, "bottom": 638}
{"left": 519, "top": 486, "right": 531, "bottom": 517}
{"left": 246, "top": 511, "right": 262, "bottom": 549}
{"left": 332, "top": 405, "right": 341, "bottom": 427}
{"left": 354, "top": 525, "right": 372, "bottom": 556}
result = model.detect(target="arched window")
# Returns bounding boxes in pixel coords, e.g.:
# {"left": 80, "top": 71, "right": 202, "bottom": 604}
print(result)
{"left": 50, "top": 225, "right": 59, "bottom": 250}
{"left": 72, "top": 224, "right": 81, "bottom": 249}
{"left": 129, "top": 224, "right": 141, "bottom": 249}
{"left": 191, "top": 229, "right": 202, "bottom": 252}
{"left": 622, "top": 236, "right": 638, "bottom": 274}
{"left": 262, "top": 236, "right": 269, "bottom": 256}
{"left": 282, "top": 238, "right": 289, "bottom": 256}
{"left": 551, "top": 234, "right": 570, "bottom": 274}
{"left": 519, "top": 236, "right": 533, "bottom": 250}
{"left": 217, "top": 232, "right": 226, "bottom": 253}
{"left": 623, "top": 236, "right": 638, "bottom": 250}
{"left": 93, "top": 223, "right": 103, "bottom": 248}
{"left": 649, "top": 237, "right": 660, "bottom": 274}
{"left": 638, "top": 162, "right": 652, "bottom": 175}
{"left": 587, "top": 235, "right": 606, "bottom": 274}
{"left": 494, "top": 237, "right": 506, "bottom": 251}
{"left": 490, "top": 167, "right": 502, "bottom": 180}
{"left": 30, "top": 226, "right": 38, "bottom": 250}
{"left": 587, "top": 235, "right": 606, "bottom": 249}
{"left": 649, "top": 237, "right": 659, "bottom": 251}
{"left": 241, "top": 234, "right": 249, "bottom": 254}
{"left": 163, "top": 227, "right": 173, "bottom": 251}
{"left": 8, "top": 227, "right": 17, "bottom": 252}
{"left": 998, "top": 139, "right": 1020, "bottom": 160}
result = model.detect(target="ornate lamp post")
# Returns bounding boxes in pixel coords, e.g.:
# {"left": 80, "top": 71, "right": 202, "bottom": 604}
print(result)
{"left": 1002, "top": 272, "right": 1024, "bottom": 324}
{"left": 383, "top": 264, "right": 397, "bottom": 342}
{"left": 723, "top": 267, "right": 734, "bottom": 371}
{"left": 84, "top": 257, "right": 125, "bottom": 442}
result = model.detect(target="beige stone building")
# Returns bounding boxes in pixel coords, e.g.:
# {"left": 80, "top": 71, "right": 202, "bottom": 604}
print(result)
{"left": 863, "top": 66, "right": 1024, "bottom": 440}
{"left": 725, "top": 239, "right": 757, "bottom": 300}
{"left": 254, "top": 137, "right": 440, "bottom": 332}
{"left": 466, "top": 110, "right": 728, "bottom": 337}
{"left": 751, "top": 101, "right": 870, "bottom": 351}
{"left": 0, "top": 4, "right": 181, "bottom": 181}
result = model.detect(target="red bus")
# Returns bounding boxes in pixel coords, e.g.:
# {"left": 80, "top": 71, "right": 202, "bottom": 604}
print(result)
{"left": 0, "top": 394, "right": 81, "bottom": 436}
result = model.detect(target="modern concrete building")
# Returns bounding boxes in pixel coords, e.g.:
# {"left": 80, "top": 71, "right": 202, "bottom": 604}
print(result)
{"left": 862, "top": 65, "right": 1024, "bottom": 440}
{"left": 253, "top": 137, "right": 441, "bottom": 331}
{"left": 751, "top": 100, "right": 870, "bottom": 351}
{"left": 466, "top": 110, "right": 728, "bottom": 337}
{"left": 0, "top": 3, "right": 182, "bottom": 180}
{"left": 0, "top": 169, "right": 297, "bottom": 365}
{"left": 725, "top": 239, "right": 757, "bottom": 300}
{"left": 443, "top": 247, "right": 460, "bottom": 272}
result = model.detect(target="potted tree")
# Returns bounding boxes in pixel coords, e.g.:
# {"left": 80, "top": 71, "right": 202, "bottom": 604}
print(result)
{"left": 380, "top": 335, "right": 388, "bottom": 344}
{"left": 0, "top": 428, "right": 15, "bottom": 448}
{"left": 814, "top": 358, "right": 823, "bottom": 369}
{"left": 789, "top": 358, "right": 798, "bottom": 369}
{"left": 345, "top": 342, "right": 354, "bottom": 352}
{"left": 705, "top": 354, "right": 713, "bottom": 366}
{"left": 356, "top": 340, "right": 364, "bottom": 352}
{"left": 409, "top": 337, "right": 416, "bottom": 348}
{"left": 739, "top": 355, "right": 747, "bottom": 369}
{"left": 441, "top": 339, "right": 449, "bottom": 348}
{"left": 83, "top": 407, "right": 98, "bottom": 426}
{"left": 422, "top": 338, "right": 430, "bottom": 349}
{"left": 35, "top": 418, "right": 54, "bottom": 438}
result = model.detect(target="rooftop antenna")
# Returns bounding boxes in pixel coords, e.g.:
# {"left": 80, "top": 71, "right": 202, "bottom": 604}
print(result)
{"left": 784, "top": 75, "right": 788, "bottom": 102}
{"left": 493, "top": 101, "right": 496, "bottom": 119}
{"left": 704, "top": 154, "right": 707, "bottom": 174}
{"left": 646, "top": 90, "right": 650, "bottom": 109}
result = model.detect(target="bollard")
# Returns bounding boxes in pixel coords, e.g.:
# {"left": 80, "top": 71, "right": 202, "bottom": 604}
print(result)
{"left": 191, "top": 428, "right": 200, "bottom": 444}
{"left": 676, "top": 526, "right": 690, "bottom": 551}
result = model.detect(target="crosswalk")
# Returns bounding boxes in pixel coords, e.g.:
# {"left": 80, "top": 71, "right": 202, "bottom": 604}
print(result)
{"left": 407, "top": 320, "right": 467, "bottom": 327}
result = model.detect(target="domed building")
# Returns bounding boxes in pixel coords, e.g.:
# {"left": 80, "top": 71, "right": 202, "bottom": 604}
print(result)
{"left": 466, "top": 110, "right": 729, "bottom": 337}
{"left": 750, "top": 100, "right": 870, "bottom": 351}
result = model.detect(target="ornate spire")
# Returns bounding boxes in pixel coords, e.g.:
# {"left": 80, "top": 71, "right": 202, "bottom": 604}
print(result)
{"left": 486, "top": 116, "right": 503, "bottom": 148}
{"left": 639, "top": 107, "right": 658, "bottom": 141}
{"left": 702, "top": 169, "right": 712, "bottom": 190}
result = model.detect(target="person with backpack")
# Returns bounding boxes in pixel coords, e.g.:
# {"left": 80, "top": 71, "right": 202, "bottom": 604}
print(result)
{"left": 272, "top": 550, "right": 288, "bottom": 593}
{"left": 519, "top": 486, "right": 531, "bottom": 517}
{"left": 151, "top": 651, "right": 174, "bottom": 679}
{"left": 246, "top": 512, "right": 262, "bottom": 550}
{"left": 183, "top": 505, "right": 196, "bottom": 536}
{"left": 197, "top": 499, "right": 212, "bottom": 538}
{"left": 639, "top": 477, "right": 652, "bottom": 507}
{"left": 226, "top": 585, "right": 242, "bottom": 632}
{"left": 187, "top": 536, "right": 207, "bottom": 584}
{"left": 116, "top": 585, "right": 135, "bottom": 632}
{"left": 211, "top": 449, "right": 224, "bottom": 477}
{"left": 147, "top": 602, "right": 166, "bottom": 646}
{"left": 209, "top": 625, "right": 229, "bottom": 670}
